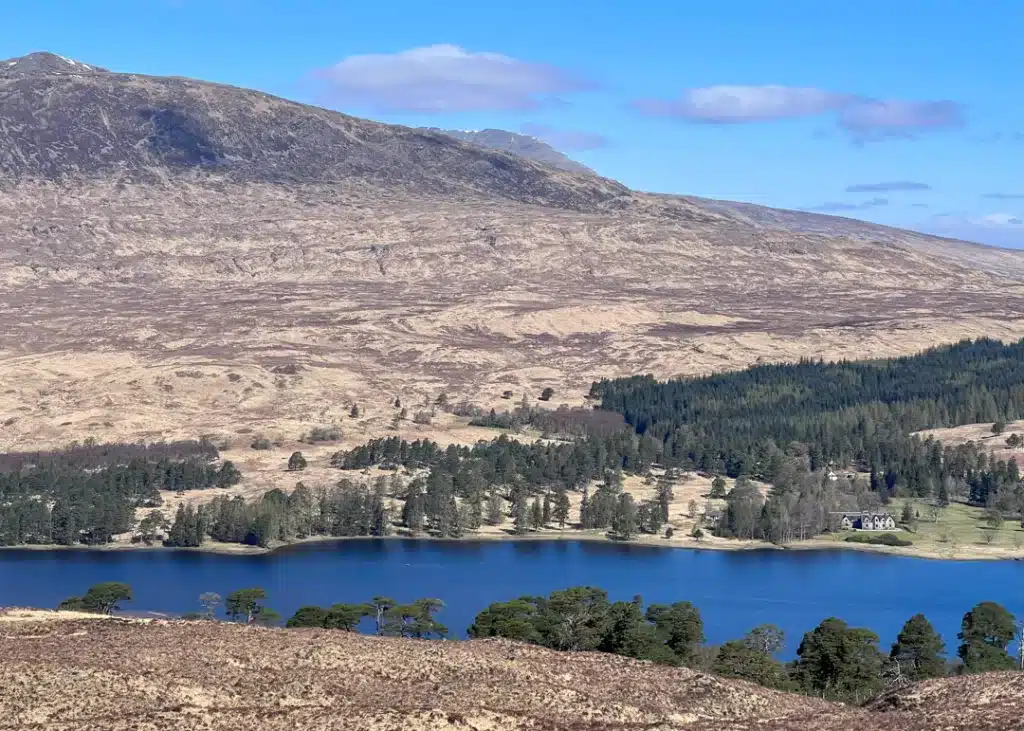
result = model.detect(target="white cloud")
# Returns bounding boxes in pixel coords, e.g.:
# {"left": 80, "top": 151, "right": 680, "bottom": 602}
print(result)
{"left": 977, "top": 213, "right": 1023, "bottom": 226}
{"left": 845, "top": 181, "right": 931, "bottom": 193}
{"left": 921, "top": 212, "right": 1024, "bottom": 248}
{"left": 633, "top": 85, "right": 848, "bottom": 123}
{"left": 634, "top": 85, "right": 964, "bottom": 142}
{"left": 838, "top": 99, "right": 964, "bottom": 141}
{"left": 314, "top": 45, "right": 594, "bottom": 112}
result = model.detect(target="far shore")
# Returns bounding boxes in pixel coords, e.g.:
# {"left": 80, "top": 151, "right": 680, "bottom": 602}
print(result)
{"left": 2, "top": 528, "right": 1022, "bottom": 562}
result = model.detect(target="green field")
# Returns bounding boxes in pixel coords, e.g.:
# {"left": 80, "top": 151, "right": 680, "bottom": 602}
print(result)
{"left": 903, "top": 500, "right": 1023, "bottom": 548}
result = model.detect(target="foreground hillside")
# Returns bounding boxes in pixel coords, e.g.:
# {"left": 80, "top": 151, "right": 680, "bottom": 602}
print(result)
{"left": 2, "top": 53, "right": 1024, "bottom": 451}
{"left": 0, "top": 611, "right": 1021, "bottom": 730}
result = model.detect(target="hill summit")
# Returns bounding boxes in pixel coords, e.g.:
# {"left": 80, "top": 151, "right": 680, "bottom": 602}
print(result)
{"left": 0, "top": 51, "right": 108, "bottom": 78}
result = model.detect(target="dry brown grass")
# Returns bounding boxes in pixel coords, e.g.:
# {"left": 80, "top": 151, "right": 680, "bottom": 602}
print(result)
{"left": 3, "top": 176, "right": 1024, "bottom": 455}
{"left": 0, "top": 612, "right": 1021, "bottom": 730}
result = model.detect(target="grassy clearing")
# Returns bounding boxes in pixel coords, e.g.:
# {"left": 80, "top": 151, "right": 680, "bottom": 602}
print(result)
{"left": 898, "top": 499, "right": 1024, "bottom": 552}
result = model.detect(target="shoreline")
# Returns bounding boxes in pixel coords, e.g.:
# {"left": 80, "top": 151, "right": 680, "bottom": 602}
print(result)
{"left": 2, "top": 529, "right": 1022, "bottom": 562}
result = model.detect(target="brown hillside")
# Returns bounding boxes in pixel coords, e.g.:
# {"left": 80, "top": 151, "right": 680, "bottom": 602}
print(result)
{"left": 0, "top": 611, "right": 1021, "bottom": 730}
{"left": 2, "top": 53, "right": 1024, "bottom": 451}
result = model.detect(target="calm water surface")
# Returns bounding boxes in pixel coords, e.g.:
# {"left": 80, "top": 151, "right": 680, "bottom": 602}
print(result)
{"left": 1, "top": 540, "right": 1020, "bottom": 657}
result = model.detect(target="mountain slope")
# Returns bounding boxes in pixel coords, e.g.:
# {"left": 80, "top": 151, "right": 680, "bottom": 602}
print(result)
{"left": 1, "top": 53, "right": 1024, "bottom": 451}
{"left": 0, "top": 53, "right": 626, "bottom": 209}
{"left": 428, "top": 127, "right": 596, "bottom": 174}
{"left": 2, "top": 612, "right": 1022, "bottom": 731}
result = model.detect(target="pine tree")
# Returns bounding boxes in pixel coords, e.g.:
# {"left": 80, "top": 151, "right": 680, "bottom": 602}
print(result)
{"left": 165, "top": 504, "right": 203, "bottom": 548}
{"left": 645, "top": 500, "right": 663, "bottom": 534}
{"left": 579, "top": 485, "right": 592, "bottom": 529}
{"left": 890, "top": 613, "right": 946, "bottom": 680}
{"left": 657, "top": 478, "right": 673, "bottom": 522}
{"left": 402, "top": 492, "right": 425, "bottom": 535}
{"left": 553, "top": 486, "right": 570, "bottom": 527}
{"left": 637, "top": 500, "right": 652, "bottom": 533}
{"left": 467, "top": 489, "right": 483, "bottom": 529}
{"left": 958, "top": 602, "right": 1017, "bottom": 672}
{"left": 542, "top": 492, "right": 552, "bottom": 525}
{"left": 530, "top": 498, "right": 543, "bottom": 529}
{"left": 371, "top": 491, "right": 391, "bottom": 536}
{"left": 612, "top": 493, "right": 638, "bottom": 540}
{"left": 440, "top": 494, "right": 459, "bottom": 537}
{"left": 50, "top": 499, "right": 77, "bottom": 546}
{"left": 486, "top": 492, "right": 504, "bottom": 526}
{"left": 900, "top": 501, "right": 917, "bottom": 530}
{"left": 513, "top": 494, "right": 529, "bottom": 535}
{"left": 937, "top": 478, "right": 950, "bottom": 507}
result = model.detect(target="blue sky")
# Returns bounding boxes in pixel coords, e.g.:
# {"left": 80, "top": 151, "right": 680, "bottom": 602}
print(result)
{"left": 3, "top": 0, "right": 1022, "bottom": 246}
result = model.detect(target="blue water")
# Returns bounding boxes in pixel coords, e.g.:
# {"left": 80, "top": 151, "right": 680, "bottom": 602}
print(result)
{"left": 1, "top": 540, "right": 1021, "bottom": 657}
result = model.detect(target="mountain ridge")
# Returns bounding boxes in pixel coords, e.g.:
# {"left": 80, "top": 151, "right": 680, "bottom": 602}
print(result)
{"left": 1, "top": 53, "right": 1024, "bottom": 452}
{"left": 0, "top": 52, "right": 629, "bottom": 211}
{"left": 428, "top": 127, "right": 597, "bottom": 175}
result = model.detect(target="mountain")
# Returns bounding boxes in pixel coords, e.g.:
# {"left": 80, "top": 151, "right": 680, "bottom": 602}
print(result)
{"left": 2, "top": 611, "right": 1023, "bottom": 730}
{"left": 0, "top": 53, "right": 624, "bottom": 207}
{"left": 0, "top": 51, "right": 109, "bottom": 78}
{"left": 427, "top": 127, "right": 596, "bottom": 174}
{"left": 1, "top": 52, "right": 1023, "bottom": 451}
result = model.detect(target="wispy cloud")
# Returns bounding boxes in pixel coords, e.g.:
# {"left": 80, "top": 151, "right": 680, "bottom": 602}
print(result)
{"left": 845, "top": 181, "right": 931, "bottom": 193}
{"left": 632, "top": 85, "right": 848, "bottom": 123}
{"left": 634, "top": 85, "right": 964, "bottom": 142}
{"left": 838, "top": 99, "right": 963, "bottom": 142}
{"left": 312, "top": 45, "right": 595, "bottom": 113}
{"left": 519, "top": 123, "right": 608, "bottom": 150}
{"left": 805, "top": 197, "right": 889, "bottom": 212}
{"left": 982, "top": 192, "right": 1024, "bottom": 200}
{"left": 921, "top": 212, "right": 1024, "bottom": 248}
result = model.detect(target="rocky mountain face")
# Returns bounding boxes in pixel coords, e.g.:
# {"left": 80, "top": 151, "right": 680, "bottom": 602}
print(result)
{"left": 428, "top": 127, "right": 596, "bottom": 174}
{"left": 1, "top": 612, "right": 1022, "bottom": 731}
{"left": 1, "top": 53, "right": 1023, "bottom": 450}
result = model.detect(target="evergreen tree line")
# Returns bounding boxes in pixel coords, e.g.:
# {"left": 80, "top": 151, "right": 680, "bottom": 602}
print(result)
{"left": 63, "top": 580, "right": 1024, "bottom": 706}
{"left": 332, "top": 433, "right": 660, "bottom": 527}
{"left": 0, "top": 440, "right": 241, "bottom": 546}
{"left": 285, "top": 595, "right": 448, "bottom": 638}
{"left": 0, "top": 439, "right": 219, "bottom": 472}
{"left": 467, "top": 402, "right": 628, "bottom": 438}
{"left": 160, "top": 467, "right": 657, "bottom": 547}
{"left": 590, "top": 338, "right": 1024, "bottom": 508}
{"left": 333, "top": 430, "right": 661, "bottom": 486}
{"left": 161, "top": 479, "right": 392, "bottom": 548}
{"left": 469, "top": 588, "right": 1023, "bottom": 704}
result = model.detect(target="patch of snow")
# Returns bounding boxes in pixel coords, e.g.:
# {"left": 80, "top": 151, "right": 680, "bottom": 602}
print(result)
{"left": 6, "top": 61, "right": 16, "bottom": 66}
{"left": 56, "top": 54, "right": 77, "bottom": 66}
{"left": 81, "top": 64, "right": 91, "bottom": 70}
